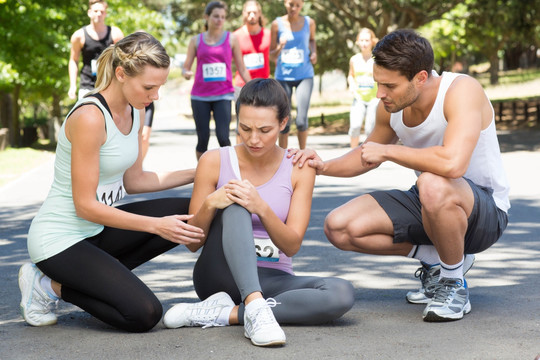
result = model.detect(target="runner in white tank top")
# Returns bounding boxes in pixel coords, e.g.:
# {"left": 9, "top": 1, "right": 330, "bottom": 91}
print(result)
{"left": 290, "top": 29, "right": 509, "bottom": 323}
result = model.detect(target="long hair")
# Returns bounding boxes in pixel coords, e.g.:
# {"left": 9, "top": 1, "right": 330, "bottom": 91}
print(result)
{"left": 372, "top": 29, "right": 433, "bottom": 81}
{"left": 236, "top": 78, "right": 290, "bottom": 124}
{"left": 90, "top": 32, "right": 170, "bottom": 95}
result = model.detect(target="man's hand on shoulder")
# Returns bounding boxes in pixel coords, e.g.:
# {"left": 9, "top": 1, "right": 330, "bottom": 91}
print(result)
{"left": 287, "top": 148, "right": 324, "bottom": 174}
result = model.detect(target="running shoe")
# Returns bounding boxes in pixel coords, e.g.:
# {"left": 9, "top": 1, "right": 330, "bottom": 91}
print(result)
{"left": 406, "top": 254, "right": 475, "bottom": 304}
{"left": 163, "top": 292, "right": 235, "bottom": 329}
{"left": 18, "top": 263, "right": 58, "bottom": 326}
{"left": 422, "top": 278, "right": 471, "bottom": 322}
{"left": 244, "top": 298, "right": 286, "bottom": 347}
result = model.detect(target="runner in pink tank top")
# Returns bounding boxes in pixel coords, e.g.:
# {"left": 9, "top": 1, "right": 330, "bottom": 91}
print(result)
{"left": 181, "top": 1, "right": 251, "bottom": 160}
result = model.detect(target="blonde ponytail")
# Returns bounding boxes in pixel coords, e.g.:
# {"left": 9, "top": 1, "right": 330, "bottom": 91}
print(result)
{"left": 88, "top": 31, "right": 170, "bottom": 95}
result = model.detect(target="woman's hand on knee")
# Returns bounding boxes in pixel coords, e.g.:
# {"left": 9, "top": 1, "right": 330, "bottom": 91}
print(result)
{"left": 155, "top": 214, "right": 205, "bottom": 245}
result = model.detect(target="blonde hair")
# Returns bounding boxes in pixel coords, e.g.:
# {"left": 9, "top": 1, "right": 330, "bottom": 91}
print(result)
{"left": 89, "top": 0, "right": 107, "bottom": 8}
{"left": 90, "top": 32, "right": 170, "bottom": 95}
{"left": 357, "top": 28, "right": 378, "bottom": 48}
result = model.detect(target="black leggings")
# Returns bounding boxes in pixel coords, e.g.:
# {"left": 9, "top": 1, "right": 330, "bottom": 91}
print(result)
{"left": 37, "top": 198, "right": 190, "bottom": 332}
{"left": 193, "top": 204, "right": 355, "bottom": 325}
{"left": 191, "top": 98, "right": 232, "bottom": 153}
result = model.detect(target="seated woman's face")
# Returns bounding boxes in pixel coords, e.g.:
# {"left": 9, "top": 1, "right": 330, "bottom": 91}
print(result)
{"left": 237, "top": 105, "right": 285, "bottom": 155}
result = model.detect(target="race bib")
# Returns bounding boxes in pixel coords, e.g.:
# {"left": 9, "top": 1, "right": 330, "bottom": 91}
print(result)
{"left": 254, "top": 237, "right": 280, "bottom": 262}
{"left": 202, "top": 62, "right": 226, "bottom": 82}
{"left": 243, "top": 53, "right": 264, "bottom": 70}
{"left": 356, "top": 75, "right": 375, "bottom": 89}
{"left": 281, "top": 48, "right": 304, "bottom": 67}
{"left": 91, "top": 59, "right": 98, "bottom": 76}
{"left": 97, "top": 179, "right": 126, "bottom": 206}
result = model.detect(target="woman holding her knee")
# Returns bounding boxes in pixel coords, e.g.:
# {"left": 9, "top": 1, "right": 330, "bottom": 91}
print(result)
{"left": 163, "top": 78, "right": 354, "bottom": 347}
{"left": 19, "top": 32, "right": 204, "bottom": 333}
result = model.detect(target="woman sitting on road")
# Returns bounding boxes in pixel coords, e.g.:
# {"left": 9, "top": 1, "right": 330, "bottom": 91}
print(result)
{"left": 163, "top": 78, "right": 354, "bottom": 347}
{"left": 19, "top": 32, "right": 204, "bottom": 332}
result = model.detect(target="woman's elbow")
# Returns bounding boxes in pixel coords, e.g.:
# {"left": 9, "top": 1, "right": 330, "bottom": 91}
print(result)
{"left": 73, "top": 200, "right": 97, "bottom": 221}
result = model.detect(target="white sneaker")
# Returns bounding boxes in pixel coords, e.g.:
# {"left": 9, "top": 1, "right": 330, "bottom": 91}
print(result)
{"left": 163, "top": 292, "right": 235, "bottom": 329}
{"left": 244, "top": 298, "right": 286, "bottom": 347}
{"left": 18, "top": 263, "right": 58, "bottom": 326}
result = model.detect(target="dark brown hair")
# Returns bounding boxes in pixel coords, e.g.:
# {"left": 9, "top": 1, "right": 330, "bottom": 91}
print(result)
{"left": 372, "top": 29, "right": 434, "bottom": 81}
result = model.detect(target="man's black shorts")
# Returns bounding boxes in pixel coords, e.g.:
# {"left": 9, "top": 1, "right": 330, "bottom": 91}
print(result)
{"left": 370, "top": 178, "right": 508, "bottom": 254}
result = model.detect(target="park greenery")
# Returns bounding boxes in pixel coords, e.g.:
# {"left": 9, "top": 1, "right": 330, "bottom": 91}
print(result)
{"left": 0, "top": 0, "right": 539, "bottom": 148}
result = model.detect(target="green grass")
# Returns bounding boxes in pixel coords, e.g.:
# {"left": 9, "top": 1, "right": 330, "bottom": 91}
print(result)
{"left": 475, "top": 68, "right": 540, "bottom": 87}
{"left": 0, "top": 141, "right": 54, "bottom": 187}
{"left": 308, "top": 111, "right": 349, "bottom": 126}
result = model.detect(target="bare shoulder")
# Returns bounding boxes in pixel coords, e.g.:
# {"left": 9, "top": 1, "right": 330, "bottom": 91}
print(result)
{"left": 292, "top": 156, "right": 316, "bottom": 185}
{"left": 70, "top": 28, "right": 84, "bottom": 45}
{"left": 69, "top": 103, "right": 105, "bottom": 126}
{"left": 111, "top": 26, "right": 124, "bottom": 42}
{"left": 66, "top": 103, "right": 106, "bottom": 141}
{"left": 230, "top": 32, "right": 239, "bottom": 45}
{"left": 446, "top": 74, "right": 488, "bottom": 107}
{"left": 197, "top": 149, "right": 221, "bottom": 171}
{"left": 450, "top": 74, "right": 484, "bottom": 92}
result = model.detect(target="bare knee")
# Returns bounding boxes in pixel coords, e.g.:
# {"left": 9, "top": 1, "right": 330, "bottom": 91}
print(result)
{"left": 324, "top": 209, "right": 351, "bottom": 250}
{"left": 417, "top": 172, "right": 454, "bottom": 213}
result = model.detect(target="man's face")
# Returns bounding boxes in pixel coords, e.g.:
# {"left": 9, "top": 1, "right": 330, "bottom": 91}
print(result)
{"left": 88, "top": 2, "right": 107, "bottom": 24}
{"left": 373, "top": 64, "right": 419, "bottom": 113}
{"left": 244, "top": 3, "right": 260, "bottom": 25}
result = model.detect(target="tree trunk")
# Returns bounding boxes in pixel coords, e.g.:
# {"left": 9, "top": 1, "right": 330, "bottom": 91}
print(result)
{"left": 50, "top": 92, "right": 62, "bottom": 142}
{"left": 1, "top": 91, "right": 12, "bottom": 129}
{"left": 10, "top": 84, "right": 21, "bottom": 147}
{"left": 489, "top": 54, "right": 499, "bottom": 85}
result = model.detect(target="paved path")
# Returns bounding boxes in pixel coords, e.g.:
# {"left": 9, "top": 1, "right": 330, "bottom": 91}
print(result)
{"left": 0, "top": 85, "right": 539, "bottom": 359}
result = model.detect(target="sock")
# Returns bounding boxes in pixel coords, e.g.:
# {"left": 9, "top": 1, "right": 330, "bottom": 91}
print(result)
{"left": 409, "top": 245, "right": 439, "bottom": 266}
{"left": 245, "top": 298, "right": 266, "bottom": 315}
{"left": 216, "top": 306, "right": 233, "bottom": 326}
{"left": 439, "top": 257, "right": 464, "bottom": 282}
{"left": 40, "top": 275, "right": 60, "bottom": 300}
{"left": 407, "top": 245, "right": 417, "bottom": 258}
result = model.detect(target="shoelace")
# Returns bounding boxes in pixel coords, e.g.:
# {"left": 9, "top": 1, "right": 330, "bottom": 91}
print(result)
{"left": 34, "top": 294, "right": 58, "bottom": 314}
{"left": 429, "top": 279, "right": 463, "bottom": 303}
{"left": 414, "top": 266, "right": 429, "bottom": 284}
{"left": 265, "top": 298, "right": 280, "bottom": 308}
{"left": 414, "top": 265, "right": 440, "bottom": 290}
{"left": 251, "top": 298, "right": 281, "bottom": 328}
{"left": 188, "top": 299, "right": 229, "bottom": 329}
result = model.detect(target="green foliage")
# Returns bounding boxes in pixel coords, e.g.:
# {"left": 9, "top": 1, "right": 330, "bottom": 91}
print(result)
{"left": 0, "top": 0, "right": 170, "bottom": 135}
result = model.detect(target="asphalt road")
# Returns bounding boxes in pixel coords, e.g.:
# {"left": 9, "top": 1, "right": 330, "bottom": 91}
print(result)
{"left": 0, "top": 84, "right": 539, "bottom": 359}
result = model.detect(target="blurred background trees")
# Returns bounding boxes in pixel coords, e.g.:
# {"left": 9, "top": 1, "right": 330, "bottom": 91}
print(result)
{"left": 1, "top": 0, "right": 539, "bottom": 147}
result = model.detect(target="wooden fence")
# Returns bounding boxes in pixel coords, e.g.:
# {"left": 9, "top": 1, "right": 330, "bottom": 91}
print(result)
{"left": 492, "top": 96, "right": 539, "bottom": 129}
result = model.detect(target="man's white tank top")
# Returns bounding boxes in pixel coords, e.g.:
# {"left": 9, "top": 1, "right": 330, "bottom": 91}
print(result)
{"left": 389, "top": 71, "right": 510, "bottom": 212}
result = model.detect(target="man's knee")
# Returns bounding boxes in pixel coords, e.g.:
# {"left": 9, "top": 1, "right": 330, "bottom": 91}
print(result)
{"left": 324, "top": 209, "right": 350, "bottom": 250}
{"left": 417, "top": 172, "right": 454, "bottom": 211}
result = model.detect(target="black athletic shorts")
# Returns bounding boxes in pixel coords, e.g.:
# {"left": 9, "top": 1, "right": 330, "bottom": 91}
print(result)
{"left": 370, "top": 178, "right": 508, "bottom": 254}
